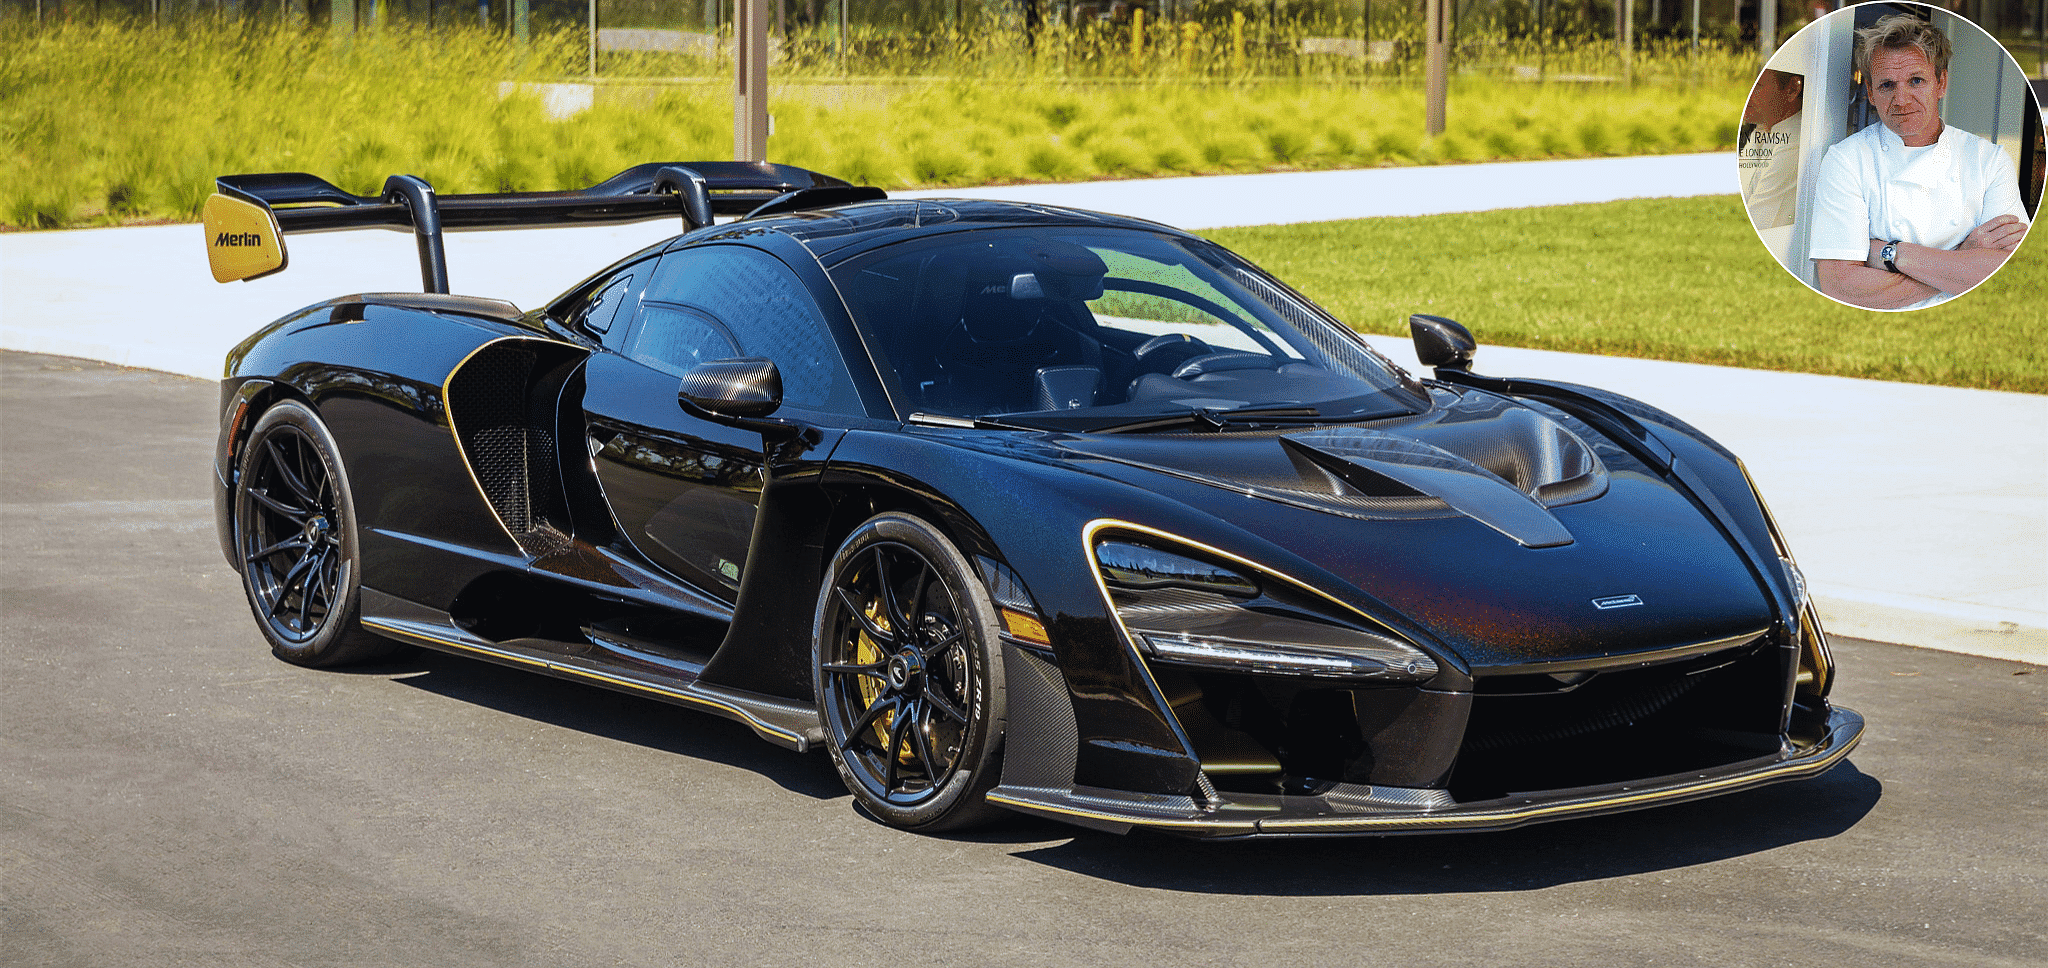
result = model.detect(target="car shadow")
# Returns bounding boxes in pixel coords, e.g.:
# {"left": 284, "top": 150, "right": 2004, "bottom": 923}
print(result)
{"left": 344, "top": 648, "right": 1882, "bottom": 881}
{"left": 1003, "top": 762, "right": 1882, "bottom": 894}
{"left": 368, "top": 648, "right": 850, "bottom": 801}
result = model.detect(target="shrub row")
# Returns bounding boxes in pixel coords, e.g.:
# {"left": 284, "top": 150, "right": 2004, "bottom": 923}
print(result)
{"left": 1, "top": 21, "right": 1747, "bottom": 228}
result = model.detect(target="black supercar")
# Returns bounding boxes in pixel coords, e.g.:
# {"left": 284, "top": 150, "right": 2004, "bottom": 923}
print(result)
{"left": 206, "top": 161, "right": 1862, "bottom": 837}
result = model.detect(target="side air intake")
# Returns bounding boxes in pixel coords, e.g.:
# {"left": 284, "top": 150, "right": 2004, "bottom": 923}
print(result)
{"left": 446, "top": 339, "right": 579, "bottom": 557}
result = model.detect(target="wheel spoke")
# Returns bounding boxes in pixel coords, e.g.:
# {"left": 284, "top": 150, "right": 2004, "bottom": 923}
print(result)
{"left": 266, "top": 568, "right": 304, "bottom": 623}
{"left": 246, "top": 485, "right": 307, "bottom": 521}
{"left": 841, "top": 694, "right": 896, "bottom": 753}
{"left": 266, "top": 437, "right": 320, "bottom": 508}
{"left": 924, "top": 686, "right": 968, "bottom": 725}
{"left": 835, "top": 586, "right": 895, "bottom": 645}
{"left": 269, "top": 545, "right": 324, "bottom": 621}
{"left": 883, "top": 704, "right": 913, "bottom": 791}
{"left": 902, "top": 559, "right": 929, "bottom": 635}
{"left": 920, "top": 625, "right": 965, "bottom": 660}
{"left": 821, "top": 659, "right": 888, "bottom": 679}
{"left": 304, "top": 549, "right": 336, "bottom": 619}
{"left": 907, "top": 703, "right": 941, "bottom": 778}
{"left": 244, "top": 535, "right": 310, "bottom": 565}
{"left": 872, "top": 547, "right": 914, "bottom": 642}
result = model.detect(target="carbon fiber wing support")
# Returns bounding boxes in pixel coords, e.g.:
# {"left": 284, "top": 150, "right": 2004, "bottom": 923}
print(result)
{"left": 211, "top": 162, "right": 880, "bottom": 293}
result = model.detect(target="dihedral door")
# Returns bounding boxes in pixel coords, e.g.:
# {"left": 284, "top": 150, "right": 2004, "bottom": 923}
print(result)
{"left": 582, "top": 350, "right": 766, "bottom": 603}
{"left": 579, "top": 243, "right": 867, "bottom": 604}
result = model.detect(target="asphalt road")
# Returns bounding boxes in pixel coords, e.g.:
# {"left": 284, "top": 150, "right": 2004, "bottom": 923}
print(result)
{"left": 3, "top": 351, "right": 2043, "bottom": 968}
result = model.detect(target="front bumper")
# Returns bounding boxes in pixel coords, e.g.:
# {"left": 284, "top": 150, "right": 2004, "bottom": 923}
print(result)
{"left": 987, "top": 705, "right": 1864, "bottom": 838}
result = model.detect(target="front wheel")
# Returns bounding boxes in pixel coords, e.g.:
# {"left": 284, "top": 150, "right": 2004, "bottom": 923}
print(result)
{"left": 813, "top": 513, "right": 1007, "bottom": 831}
{"left": 233, "top": 400, "right": 399, "bottom": 667}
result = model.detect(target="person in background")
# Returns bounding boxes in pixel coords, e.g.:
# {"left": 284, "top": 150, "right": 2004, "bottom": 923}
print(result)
{"left": 1808, "top": 13, "right": 2028, "bottom": 310}
{"left": 1741, "top": 68, "right": 1806, "bottom": 231}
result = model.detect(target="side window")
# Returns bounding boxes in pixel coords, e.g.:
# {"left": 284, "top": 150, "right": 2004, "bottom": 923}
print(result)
{"left": 624, "top": 305, "right": 740, "bottom": 373}
{"left": 581, "top": 274, "right": 635, "bottom": 336}
{"left": 635, "top": 246, "right": 858, "bottom": 413}
{"left": 558, "top": 267, "right": 643, "bottom": 348}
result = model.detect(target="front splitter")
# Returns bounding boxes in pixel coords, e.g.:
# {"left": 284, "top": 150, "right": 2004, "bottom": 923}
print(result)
{"left": 987, "top": 706, "right": 1865, "bottom": 838}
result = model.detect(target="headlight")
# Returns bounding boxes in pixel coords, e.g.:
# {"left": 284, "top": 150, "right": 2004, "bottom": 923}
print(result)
{"left": 1094, "top": 539, "right": 1438, "bottom": 683}
{"left": 1095, "top": 542, "right": 1257, "bottom": 598}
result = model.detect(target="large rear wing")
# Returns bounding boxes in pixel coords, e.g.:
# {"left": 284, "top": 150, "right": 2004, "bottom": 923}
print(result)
{"left": 201, "top": 162, "right": 883, "bottom": 291}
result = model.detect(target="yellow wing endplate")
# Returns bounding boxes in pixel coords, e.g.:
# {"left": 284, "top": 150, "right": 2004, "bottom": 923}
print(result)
{"left": 202, "top": 191, "right": 287, "bottom": 283}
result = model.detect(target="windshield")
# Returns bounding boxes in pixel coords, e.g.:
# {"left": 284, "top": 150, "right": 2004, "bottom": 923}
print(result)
{"left": 829, "top": 227, "right": 1426, "bottom": 430}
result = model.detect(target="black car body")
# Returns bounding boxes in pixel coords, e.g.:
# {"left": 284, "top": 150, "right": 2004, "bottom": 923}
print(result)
{"left": 208, "top": 162, "right": 1862, "bottom": 837}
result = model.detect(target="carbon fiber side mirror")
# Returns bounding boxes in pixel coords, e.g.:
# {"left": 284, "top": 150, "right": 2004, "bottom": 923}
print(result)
{"left": 1409, "top": 314, "right": 1476, "bottom": 373}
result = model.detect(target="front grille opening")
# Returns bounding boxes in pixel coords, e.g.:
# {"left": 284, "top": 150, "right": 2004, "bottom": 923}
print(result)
{"left": 1448, "top": 645, "right": 1786, "bottom": 801}
{"left": 1159, "top": 668, "right": 1395, "bottom": 796}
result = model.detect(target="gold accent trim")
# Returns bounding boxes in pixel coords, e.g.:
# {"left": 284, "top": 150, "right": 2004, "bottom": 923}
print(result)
{"left": 989, "top": 724, "right": 1860, "bottom": 834}
{"left": 202, "top": 193, "right": 287, "bottom": 283}
{"left": 1076, "top": 521, "right": 1208, "bottom": 768}
{"left": 982, "top": 792, "right": 1249, "bottom": 832}
{"left": 1740, "top": 460, "right": 1790, "bottom": 561}
{"left": 1080, "top": 519, "right": 1421, "bottom": 703}
{"left": 1739, "top": 461, "right": 1834, "bottom": 696}
{"left": 1079, "top": 518, "right": 1420, "bottom": 779}
{"left": 362, "top": 618, "right": 806, "bottom": 747}
{"left": 1082, "top": 519, "right": 1402, "bottom": 636}
{"left": 1256, "top": 738, "right": 1859, "bottom": 830}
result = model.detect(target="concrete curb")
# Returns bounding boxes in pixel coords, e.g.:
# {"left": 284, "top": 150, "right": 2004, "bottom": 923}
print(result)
{"left": 1813, "top": 587, "right": 2048, "bottom": 666}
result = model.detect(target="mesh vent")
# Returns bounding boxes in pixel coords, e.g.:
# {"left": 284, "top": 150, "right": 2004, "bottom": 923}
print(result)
{"left": 448, "top": 343, "right": 569, "bottom": 556}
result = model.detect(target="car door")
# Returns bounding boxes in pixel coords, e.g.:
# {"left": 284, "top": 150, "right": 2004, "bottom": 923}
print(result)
{"left": 581, "top": 243, "right": 864, "bottom": 603}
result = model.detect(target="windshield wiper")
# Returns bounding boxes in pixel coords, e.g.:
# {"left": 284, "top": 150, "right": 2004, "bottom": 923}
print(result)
{"left": 1092, "top": 405, "right": 1320, "bottom": 435}
{"left": 1195, "top": 405, "right": 1321, "bottom": 429}
{"left": 905, "top": 412, "right": 1044, "bottom": 432}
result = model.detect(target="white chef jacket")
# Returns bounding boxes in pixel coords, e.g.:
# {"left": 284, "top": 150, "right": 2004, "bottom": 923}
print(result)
{"left": 1808, "top": 120, "right": 2028, "bottom": 309}
{"left": 1740, "top": 111, "right": 1802, "bottom": 230}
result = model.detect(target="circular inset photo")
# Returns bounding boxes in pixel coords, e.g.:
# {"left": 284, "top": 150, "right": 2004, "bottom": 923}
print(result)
{"left": 1737, "top": 2, "right": 2043, "bottom": 311}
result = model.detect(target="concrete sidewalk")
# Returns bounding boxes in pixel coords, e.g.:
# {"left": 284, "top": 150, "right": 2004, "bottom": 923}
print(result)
{"left": 2, "top": 152, "right": 2041, "bottom": 662}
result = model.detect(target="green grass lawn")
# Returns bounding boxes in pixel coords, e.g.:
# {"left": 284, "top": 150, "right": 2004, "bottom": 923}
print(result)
{"left": 1206, "top": 195, "right": 2047, "bottom": 394}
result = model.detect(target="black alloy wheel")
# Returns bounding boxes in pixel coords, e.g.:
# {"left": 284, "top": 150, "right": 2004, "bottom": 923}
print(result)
{"left": 813, "top": 513, "right": 1007, "bottom": 831}
{"left": 234, "top": 400, "right": 396, "bottom": 666}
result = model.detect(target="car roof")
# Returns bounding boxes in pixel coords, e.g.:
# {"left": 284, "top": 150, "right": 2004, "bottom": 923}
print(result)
{"left": 685, "top": 198, "right": 1193, "bottom": 264}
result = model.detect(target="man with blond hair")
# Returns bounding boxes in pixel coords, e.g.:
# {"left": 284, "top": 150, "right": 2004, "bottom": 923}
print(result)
{"left": 1809, "top": 12, "right": 2028, "bottom": 310}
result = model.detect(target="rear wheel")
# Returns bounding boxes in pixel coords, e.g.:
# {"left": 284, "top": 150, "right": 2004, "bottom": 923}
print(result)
{"left": 233, "top": 400, "right": 398, "bottom": 667}
{"left": 813, "top": 513, "right": 1007, "bottom": 831}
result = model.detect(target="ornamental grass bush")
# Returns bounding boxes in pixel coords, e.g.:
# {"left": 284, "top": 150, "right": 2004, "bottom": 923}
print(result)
{"left": 2, "top": 19, "right": 1752, "bottom": 228}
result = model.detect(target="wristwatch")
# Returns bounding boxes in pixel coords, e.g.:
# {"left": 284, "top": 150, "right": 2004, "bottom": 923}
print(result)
{"left": 1881, "top": 240, "right": 1902, "bottom": 274}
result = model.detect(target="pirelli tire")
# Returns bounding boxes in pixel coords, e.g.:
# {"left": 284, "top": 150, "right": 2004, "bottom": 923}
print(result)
{"left": 232, "top": 400, "right": 402, "bottom": 667}
{"left": 812, "top": 512, "right": 1009, "bottom": 831}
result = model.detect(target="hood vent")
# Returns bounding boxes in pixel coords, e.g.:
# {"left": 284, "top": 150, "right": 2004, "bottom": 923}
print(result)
{"left": 1053, "top": 391, "right": 1609, "bottom": 547}
{"left": 1281, "top": 417, "right": 1605, "bottom": 549}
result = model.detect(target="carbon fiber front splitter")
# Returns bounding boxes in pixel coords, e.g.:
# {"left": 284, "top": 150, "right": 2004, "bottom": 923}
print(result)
{"left": 985, "top": 706, "right": 1865, "bottom": 838}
